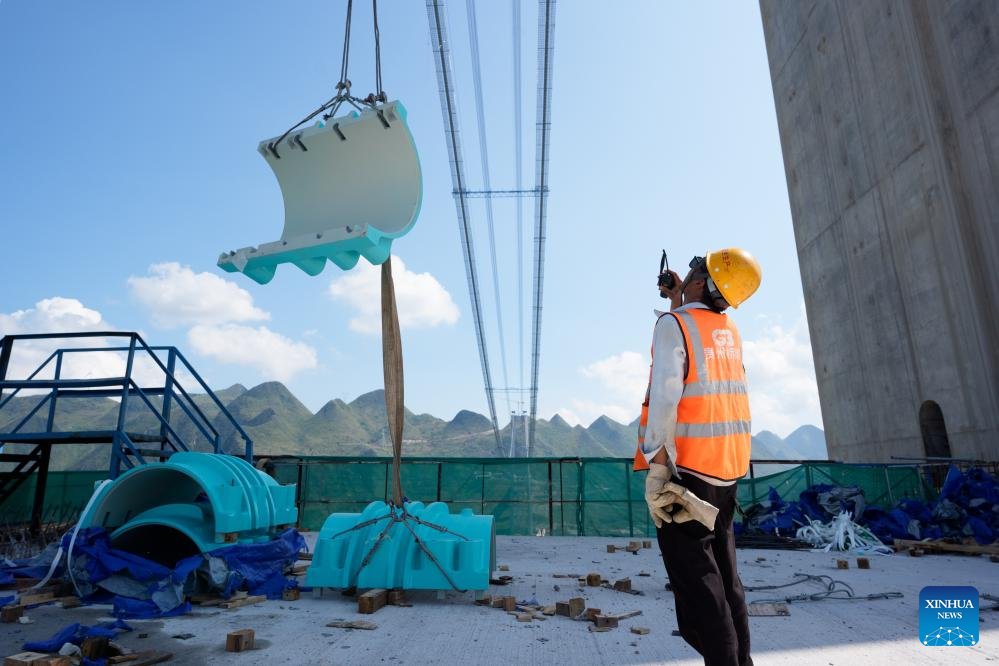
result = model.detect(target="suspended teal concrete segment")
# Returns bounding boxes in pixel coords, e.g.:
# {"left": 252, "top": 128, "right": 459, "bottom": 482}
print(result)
{"left": 218, "top": 100, "right": 423, "bottom": 284}
{"left": 81, "top": 452, "right": 298, "bottom": 553}
{"left": 306, "top": 501, "right": 496, "bottom": 591}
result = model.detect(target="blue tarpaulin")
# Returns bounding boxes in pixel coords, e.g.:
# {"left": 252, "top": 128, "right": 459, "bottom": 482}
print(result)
{"left": 23, "top": 619, "right": 132, "bottom": 652}
{"left": 738, "top": 465, "right": 999, "bottom": 546}
{"left": 2, "top": 527, "right": 305, "bottom": 620}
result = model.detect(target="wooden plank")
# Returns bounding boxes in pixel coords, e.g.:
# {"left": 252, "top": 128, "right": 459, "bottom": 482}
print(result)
{"left": 128, "top": 651, "right": 173, "bottom": 666}
{"left": 18, "top": 591, "right": 55, "bottom": 606}
{"left": 631, "top": 627, "right": 651, "bottom": 635}
{"left": 4, "top": 652, "right": 69, "bottom": 666}
{"left": 893, "top": 539, "right": 999, "bottom": 556}
{"left": 605, "top": 610, "right": 642, "bottom": 621}
{"left": 327, "top": 620, "right": 377, "bottom": 630}
{"left": 220, "top": 594, "right": 266, "bottom": 610}
{"left": 358, "top": 589, "right": 388, "bottom": 615}
{"left": 747, "top": 602, "right": 790, "bottom": 617}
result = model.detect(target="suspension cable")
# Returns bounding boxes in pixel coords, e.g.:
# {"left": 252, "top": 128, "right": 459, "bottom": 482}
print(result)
{"left": 372, "top": 0, "right": 384, "bottom": 100}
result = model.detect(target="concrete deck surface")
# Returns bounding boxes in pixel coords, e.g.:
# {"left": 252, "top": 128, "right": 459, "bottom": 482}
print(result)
{"left": 2, "top": 535, "right": 998, "bottom": 665}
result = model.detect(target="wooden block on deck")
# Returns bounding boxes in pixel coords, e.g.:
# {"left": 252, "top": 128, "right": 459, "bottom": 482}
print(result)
{"left": 81, "top": 636, "right": 109, "bottom": 660}
{"left": 475, "top": 594, "right": 492, "bottom": 606}
{"left": 282, "top": 587, "right": 300, "bottom": 601}
{"left": 226, "top": 629, "right": 255, "bottom": 653}
{"left": 502, "top": 596, "right": 517, "bottom": 612}
{"left": 642, "top": 540, "right": 652, "bottom": 549}
{"left": 358, "top": 589, "right": 388, "bottom": 615}
{"left": 388, "top": 590, "right": 411, "bottom": 607}
{"left": 498, "top": 564, "right": 509, "bottom": 571}
{"left": 585, "top": 608, "right": 602, "bottom": 621}
{"left": 631, "top": 627, "right": 650, "bottom": 635}
{"left": 613, "top": 578, "right": 632, "bottom": 592}
{"left": 1, "top": 605, "right": 23, "bottom": 623}
{"left": 515, "top": 613, "right": 533, "bottom": 622}
{"left": 586, "top": 573, "right": 602, "bottom": 586}
{"left": 594, "top": 615, "right": 619, "bottom": 629}
{"left": 492, "top": 597, "right": 506, "bottom": 608}
{"left": 836, "top": 559, "right": 849, "bottom": 569}
{"left": 856, "top": 557, "right": 870, "bottom": 569}
{"left": 606, "top": 544, "right": 617, "bottom": 553}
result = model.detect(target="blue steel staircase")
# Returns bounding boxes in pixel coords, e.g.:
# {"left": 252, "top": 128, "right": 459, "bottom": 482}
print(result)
{"left": 0, "top": 332, "right": 253, "bottom": 533}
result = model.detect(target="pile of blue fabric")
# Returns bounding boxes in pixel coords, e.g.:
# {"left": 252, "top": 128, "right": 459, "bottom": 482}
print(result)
{"left": 0, "top": 527, "right": 305, "bottom": 619}
{"left": 862, "top": 466, "right": 999, "bottom": 545}
{"left": 736, "top": 484, "right": 865, "bottom": 536}
{"left": 736, "top": 466, "right": 999, "bottom": 546}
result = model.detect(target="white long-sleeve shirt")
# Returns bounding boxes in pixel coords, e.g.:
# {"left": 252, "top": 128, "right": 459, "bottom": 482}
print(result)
{"left": 640, "top": 302, "right": 737, "bottom": 487}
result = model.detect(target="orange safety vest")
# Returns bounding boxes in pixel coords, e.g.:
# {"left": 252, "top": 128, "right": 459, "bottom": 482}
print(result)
{"left": 633, "top": 308, "right": 751, "bottom": 482}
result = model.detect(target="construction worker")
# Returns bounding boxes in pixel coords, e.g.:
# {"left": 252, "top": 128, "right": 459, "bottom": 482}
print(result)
{"left": 634, "top": 248, "right": 762, "bottom": 666}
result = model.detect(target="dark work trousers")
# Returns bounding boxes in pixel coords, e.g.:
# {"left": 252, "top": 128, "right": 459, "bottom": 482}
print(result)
{"left": 656, "top": 472, "right": 752, "bottom": 666}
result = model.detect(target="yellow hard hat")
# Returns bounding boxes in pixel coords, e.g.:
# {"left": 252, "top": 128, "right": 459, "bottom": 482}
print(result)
{"left": 705, "top": 248, "right": 762, "bottom": 308}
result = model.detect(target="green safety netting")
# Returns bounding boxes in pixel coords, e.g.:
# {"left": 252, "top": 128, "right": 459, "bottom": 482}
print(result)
{"left": 2, "top": 458, "right": 935, "bottom": 539}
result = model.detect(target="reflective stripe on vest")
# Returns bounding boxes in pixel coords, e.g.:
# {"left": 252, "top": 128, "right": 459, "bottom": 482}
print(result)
{"left": 672, "top": 309, "right": 751, "bottom": 481}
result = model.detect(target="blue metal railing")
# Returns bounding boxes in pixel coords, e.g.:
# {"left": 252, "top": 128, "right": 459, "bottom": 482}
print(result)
{"left": 0, "top": 332, "right": 253, "bottom": 474}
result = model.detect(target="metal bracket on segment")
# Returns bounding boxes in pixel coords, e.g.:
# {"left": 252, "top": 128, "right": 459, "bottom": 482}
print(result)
{"left": 218, "top": 100, "right": 422, "bottom": 285}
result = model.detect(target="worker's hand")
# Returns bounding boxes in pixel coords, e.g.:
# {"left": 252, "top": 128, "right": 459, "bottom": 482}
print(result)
{"left": 658, "top": 270, "right": 682, "bottom": 310}
{"left": 644, "top": 463, "right": 672, "bottom": 528}
{"left": 648, "top": 482, "right": 720, "bottom": 530}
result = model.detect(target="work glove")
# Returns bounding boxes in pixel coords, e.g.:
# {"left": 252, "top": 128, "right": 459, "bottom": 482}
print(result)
{"left": 645, "top": 463, "right": 719, "bottom": 530}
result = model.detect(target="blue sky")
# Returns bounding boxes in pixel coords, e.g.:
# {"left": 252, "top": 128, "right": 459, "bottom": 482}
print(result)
{"left": 0, "top": 1, "right": 821, "bottom": 437}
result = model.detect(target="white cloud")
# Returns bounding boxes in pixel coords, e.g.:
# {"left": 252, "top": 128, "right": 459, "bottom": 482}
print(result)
{"left": 556, "top": 351, "right": 648, "bottom": 427}
{"left": 128, "top": 263, "right": 269, "bottom": 328}
{"left": 328, "top": 257, "right": 459, "bottom": 335}
{"left": 187, "top": 324, "right": 318, "bottom": 382}
{"left": 580, "top": 351, "right": 649, "bottom": 400}
{"left": 0, "top": 298, "right": 164, "bottom": 386}
{"left": 743, "top": 306, "right": 823, "bottom": 437}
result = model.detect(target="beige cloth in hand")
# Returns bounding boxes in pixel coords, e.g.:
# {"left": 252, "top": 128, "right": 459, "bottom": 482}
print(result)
{"left": 644, "top": 463, "right": 719, "bottom": 530}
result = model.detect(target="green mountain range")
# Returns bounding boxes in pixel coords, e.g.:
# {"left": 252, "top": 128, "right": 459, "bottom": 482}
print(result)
{"left": 0, "top": 381, "right": 826, "bottom": 471}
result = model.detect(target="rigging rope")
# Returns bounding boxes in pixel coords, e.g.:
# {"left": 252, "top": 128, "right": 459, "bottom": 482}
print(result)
{"left": 267, "top": 0, "right": 386, "bottom": 158}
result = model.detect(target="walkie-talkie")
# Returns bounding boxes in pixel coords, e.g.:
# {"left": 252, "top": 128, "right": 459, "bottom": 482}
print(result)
{"left": 657, "top": 250, "right": 675, "bottom": 298}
